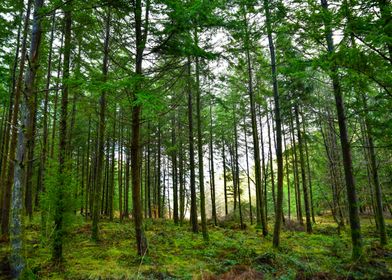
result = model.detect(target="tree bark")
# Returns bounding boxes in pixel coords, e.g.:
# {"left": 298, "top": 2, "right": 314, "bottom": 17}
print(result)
{"left": 243, "top": 115, "right": 253, "bottom": 225}
{"left": 179, "top": 131, "right": 185, "bottom": 224}
{"left": 233, "top": 105, "right": 243, "bottom": 229}
{"left": 362, "top": 95, "right": 387, "bottom": 245}
{"left": 302, "top": 114, "right": 316, "bottom": 223}
{"left": 131, "top": 0, "right": 148, "bottom": 255}
{"left": 208, "top": 105, "right": 217, "bottom": 226}
{"left": 283, "top": 132, "right": 291, "bottom": 221}
{"left": 222, "top": 139, "right": 228, "bottom": 216}
{"left": 53, "top": 1, "right": 72, "bottom": 262}
{"left": 1, "top": 0, "right": 32, "bottom": 238}
{"left": 289, "top": 112, "right": 303, "bottom": 224}
{"left": 37, "top": 13, "right": 56, "bottom": 209}
{"left": 194, "top": 31, "right": 208, "bottom": 241}
{"left": 187, "top": 58, "right": 198, "bottom": 233}
{"left": 294, "top": 105, "right": 312, "bottom": 233}
{"left": 171, "top": 114, "right": 179, "bottom": 224}
{"left": 242, "top": 5, "right": 267, "bottom": 235}
{"left": 263, "top": 0, "right": 284, "bottom": 247}
{"left": 320, "top": 0, "right": 362, "bottom": 259}
{"left": 0, "top": 2, "right": 24, "bottom": 213}
{"left": 10, "top": 0, "right": 43, "bottom": 275}
{"left": 92, "top": 9, "right": 111, "bottom": 241}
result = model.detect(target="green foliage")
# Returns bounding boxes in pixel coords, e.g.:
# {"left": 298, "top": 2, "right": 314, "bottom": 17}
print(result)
{"left": 2, "top": 218, "right": 390, "bottom": 279}
{"left": 40, "top": 158, "right": 79, "bottom": 243}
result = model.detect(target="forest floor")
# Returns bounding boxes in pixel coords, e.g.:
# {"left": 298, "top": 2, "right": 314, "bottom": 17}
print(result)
{"left": 1, "top": 216, "right": 392, "bottom": 279}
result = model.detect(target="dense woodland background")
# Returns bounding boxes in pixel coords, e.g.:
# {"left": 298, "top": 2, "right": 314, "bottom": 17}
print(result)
{"left": 0, "top": 0, "right": 392, "bottom": 279}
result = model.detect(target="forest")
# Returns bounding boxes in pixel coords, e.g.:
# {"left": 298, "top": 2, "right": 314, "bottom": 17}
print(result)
{"left": 0, "top": 0, "right": 391, "bottom": 279}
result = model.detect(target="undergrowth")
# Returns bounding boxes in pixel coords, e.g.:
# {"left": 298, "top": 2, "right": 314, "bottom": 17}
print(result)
{"left": 0, "top": 216, "right": 391, "bottom": 279}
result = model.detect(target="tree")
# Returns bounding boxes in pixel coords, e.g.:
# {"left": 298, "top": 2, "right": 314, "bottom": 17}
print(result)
{"left": 262, "top": 0, "right": 284, "bottom": 247}
{"left": 10, "top": 0, "right": 43, "bottom": 276}
{"left": 320, "top": 0, "right": 362, "bottom": 259}
{"left": 53, "top": 0, "right": 72, "bottom": 261}
{"left": 1, "top": 0, "right": 32, "bottom": 239}
{"left": 239, "top": 2, "right": 268, "bottom": 235}
{"left": 194, "top": 30, "right": 208, "bottom": 241}
{"left": 187, "top": 58, "right": 198, "bottom": 233}
{"left": 130, "top": 0, "right": 148, "bottom": 256}
{"left": 92, "top": 8, "right": 111, "bottom": 241}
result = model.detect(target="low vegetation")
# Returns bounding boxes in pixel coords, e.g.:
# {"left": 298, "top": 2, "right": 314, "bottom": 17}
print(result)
{"left": 1, "top": 216, "right": 392, "bottom": 279}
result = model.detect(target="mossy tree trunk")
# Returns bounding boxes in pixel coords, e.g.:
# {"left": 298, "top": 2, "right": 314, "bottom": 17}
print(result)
{"left": 10, "top": 0, "right": 43, "bottom": 275}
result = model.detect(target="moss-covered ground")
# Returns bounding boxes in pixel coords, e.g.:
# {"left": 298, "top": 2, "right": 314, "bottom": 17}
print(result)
{"left": 1, "top": 216, "right": 392, "bottom": 279}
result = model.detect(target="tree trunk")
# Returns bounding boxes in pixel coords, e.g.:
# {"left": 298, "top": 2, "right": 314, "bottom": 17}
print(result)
{"left": 124, "top": 139, "right": 130, "bottom": 218}
{"left": 194, "top": 31, "right": 208, "bottom": 241}
{"left": 187, "top": 57, "right": 198, "bottom": 233}
{"left": 147, "top": 121, "right": 152, "bottom": 218}
{"left": 109, "top": 108, "right": 116, "bottom": 221}
{"left": 179, "top": 132, "right": 185, "bottom": 224}
{"left": 283, "top": 132, "right": 291, "bottom": 221}
{"left": 243, "top": 115, "right": 253, "bottom": 224}
{"left": 10, "top": 0, "right": 43, "bottom": 275}
{"left": 1, "top": 0, "right": 32, "bottom": 238}
{"left": 294, "top": 104, "right": 312, "bottom": 233}
{"left": 302, "top": 114, "right": 316, "bottom": 223}
{"left": 362, "top": 95, "right": 387, "bottom": 245}
{"left": 290, "top": 112, "right": 303, "bottom": 224}
{"left": 258, "top": 106, "right": 268, "bottom": 221}
{"left": 242, "top": 5, "right": 267, "bottom": 235}
{"left": 92, "top": 9, "right": 111, "bottom": 241}
{"left": 49, "top": 33, "right": 64, "bottom": 159}
{"left": 118, "top": 113, "right": 124, "bottom": 221}
{"left": 222, "top": 140, "right": 228, "bottom": 216}
{"left": 209, "top": 102, "right": 217, "bottom": 225}
{"left": 267, "top": 110, "right": 276, "bottom": 213}
{"left": 24, "top": 83, "right": 38, "bottom": 219}
{"left": 320, "top": 0, "right": 362, "bottom": 259}
{"left": 84, "top": 116, "right": 92, "bottom": 218}
{"left": 131, "top": 0, "right": 148, "bottom": 255}
{"left": 0, "top": 2, "right": 23, "bottom": 214}
{"left": 172, "top": 114, "right": 179, "bottom": 224}
{"left": 233, "top": 105, "right": 243, "bottom": 229}
{"left": 37, "top": 13, "right": 56, "bottom": 209}
{"left": 53, "top": 1, "right": 72, "bottom": 262}
{"left": 263, "top": 0, "right": 284, "bottom": 247}
{"left": 157, "top": 124, "right": 162, "bottom": 218}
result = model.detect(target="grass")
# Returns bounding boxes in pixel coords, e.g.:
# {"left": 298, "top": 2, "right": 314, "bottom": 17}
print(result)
{"left": 1, "top": 216, "right": 392, "bottom": 279}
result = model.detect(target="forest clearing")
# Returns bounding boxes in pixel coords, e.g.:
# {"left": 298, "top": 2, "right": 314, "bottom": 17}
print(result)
{"left": 0, "top": 0, "right": 391, "bottom": 279}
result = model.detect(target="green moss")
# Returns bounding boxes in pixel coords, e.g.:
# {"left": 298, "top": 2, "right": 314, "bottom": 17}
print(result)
{"left": 0, "top": 217, "right": 391, "bottom": 279}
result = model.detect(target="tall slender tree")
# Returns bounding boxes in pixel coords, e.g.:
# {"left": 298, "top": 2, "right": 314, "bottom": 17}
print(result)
{"left": 92, "top": 8, "right": 111, "bottom": 241}
{"left": 320, "top": 0, "right": 362, "bottom": 259}
{"left": 263, "top": 0, "right": 284, "bottom": 247}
